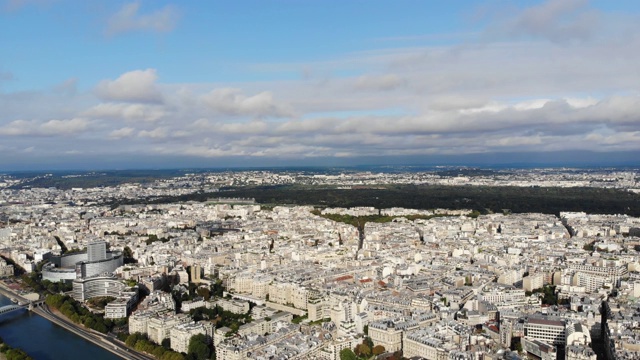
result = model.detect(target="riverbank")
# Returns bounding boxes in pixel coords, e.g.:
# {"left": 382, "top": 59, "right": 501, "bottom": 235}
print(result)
{"left": 33, "top": 305, "right": 151, "bottom": 360}
{"left": 0, "top": 281, "right": 151, "bottom": 360}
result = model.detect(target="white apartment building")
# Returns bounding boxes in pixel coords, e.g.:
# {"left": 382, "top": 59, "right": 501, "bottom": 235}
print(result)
{"left": 0, "top": 258, "right": 13, "bottom": 277}
{"left": 147, "top": 313, "right": 191, "bottom": 345}
{"left": 523, "top": 273, "right": 545, "bottom": 292}
{"left": 209, "top": 298, "right": 250, "bottom": 314}
{"left": 170, "top": 321, "right": 211, "bottom": 354}
{"left": 478, "top": 287, "right": 526, "bottom": 307}
{"left": 181, "top": 298, "right": 206, "bottom": 312}
{"left": 524, "top": 317, "right": 566, "bottom": 345}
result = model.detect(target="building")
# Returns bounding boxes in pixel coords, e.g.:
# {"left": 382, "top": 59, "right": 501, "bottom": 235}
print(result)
{"left": 72, "top": 274, "right": 128, "bottom": 301}
{"left": 181, "top": 298, "right": 206, "bottom": 312}
{"left": 147, "top": 313, "right": 191, "bottom": 345}
{"left": 190, "top": 264, "right": 201, "bottom": 284}
{"left": 0, "top": 258, "right": 14, "bottom": 277}
{"left": 524, "top": 317, "right": 566, "bottom": 345}
{"left": 42, "top": 242, "right": 123, "bottom": 282}
{"left": 72, "top": 274, "right": 139, "bottom": 319}
{"left": 566, "top": 345, "right": 597, "bottom": 360}
{"left": 523, "top": 273, "right": 545, "bottom": 292}
{"left": 208, "top": 298, "right": 250, "bottom": 314}
{"left": 87, "top": 240, "right": 107, "bottom": 262}
{"left": 170, "top": 321, "right": 212, "bottom": 354}
{"left": 105, "top": 297, "right": 133, "bottom": 319}
{"left": 521, "top": 337, "right": 557, "bottom": 360}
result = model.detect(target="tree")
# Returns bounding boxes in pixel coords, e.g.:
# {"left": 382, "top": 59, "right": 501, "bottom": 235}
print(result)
{"left": 161, "top": 352, "right": 185, "bottom": 360}
{"left": 187, "top": 334, "right": 210, "bottom": 360}
{"left": 339, "top": 348, "right": 357, "bottom": 360}
{"left": 197, "top": 287, "right": 211, "bottom": 301}
{"left": 152, "top": 346, "right": 166, "bottom": 358}
{"left": 123, "top": 246, "right": 134, "bottom": 258}
{"left": 355, "top": 343, "right": 371, "bottom": 357}
{"left": 363, "top": 337, "right": 374, "bottom": 350}
{"left": 372, "top": 345, "right": 385, "bottom": 355}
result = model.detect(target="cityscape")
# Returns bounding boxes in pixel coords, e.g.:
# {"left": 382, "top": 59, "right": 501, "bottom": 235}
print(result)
{"left": 0, "top": 168, "right": 639, "bottom": 360}
{"left": 2, "top": 1, "right": 640, "bottom": 360}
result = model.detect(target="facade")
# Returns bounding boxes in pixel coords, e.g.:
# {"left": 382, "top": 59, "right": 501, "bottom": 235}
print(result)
{"left": 147, "top": 313, "right": 191, "bottom": 345}
{"left": 0, "top": 258, "right": 14, "bottom": 277}
{"left": 87, "top": 240, "right": 107, "bottom": 262}
{"left": 170, "top": 321, "right": 211, "bottom": 354}
{"left": 181, "top": 298, "right": 206, "bottom": 312}
{"left": 208, "top": 298, "right": 250, "bottom": 314}
{"left": 403, "top": 331, "right": 454, "bottom": 360}
{"left": 523, "top": 273, "right": 545, "bottom": 292}
{"left": 72, "top": 274, "right": 127, "bottom": 301}
{"left": 368, "top": 320, "right": 406, "bottom": 352}
{"left": 524, "top": 317, "right": 566, "bottom": 345}
{"left": 105, "top": 298, "right": 130, "bottom": 319}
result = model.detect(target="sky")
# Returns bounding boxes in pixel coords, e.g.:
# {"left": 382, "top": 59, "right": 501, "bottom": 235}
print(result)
{"left": 1, "top": 0, "right": 640, "bottom": 170}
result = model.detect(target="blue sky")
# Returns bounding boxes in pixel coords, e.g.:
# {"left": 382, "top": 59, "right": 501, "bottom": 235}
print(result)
{"left": 1, "top": 0, "right": 640, "bottom": 169}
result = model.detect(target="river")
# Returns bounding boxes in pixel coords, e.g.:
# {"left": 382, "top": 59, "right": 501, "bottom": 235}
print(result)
{"left": 0, "top": 294, "right": 121, "bottom": 360}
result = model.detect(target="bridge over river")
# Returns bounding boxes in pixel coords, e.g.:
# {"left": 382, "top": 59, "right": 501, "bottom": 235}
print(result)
{"left": 0, "top": 300, "right": 45, "bottom": 316}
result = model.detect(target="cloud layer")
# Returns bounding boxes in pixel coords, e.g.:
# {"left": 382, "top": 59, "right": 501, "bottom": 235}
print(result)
{"left": 1, "top": 0, "right": 640, "bottom": 168}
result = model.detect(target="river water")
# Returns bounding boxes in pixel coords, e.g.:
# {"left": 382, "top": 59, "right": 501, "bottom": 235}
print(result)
{"left": 0, "top": 294, "right": 121, "bottom": 360}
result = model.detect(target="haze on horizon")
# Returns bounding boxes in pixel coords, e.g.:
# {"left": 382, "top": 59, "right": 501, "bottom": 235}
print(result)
{"left": 1, "top": 0, "right": 640, "bottom": 171}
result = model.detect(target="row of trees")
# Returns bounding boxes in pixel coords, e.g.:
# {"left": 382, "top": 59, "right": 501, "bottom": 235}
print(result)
{"left": 123, "top": 333, "right": 185, "bottom": 360}
{"left": 45, "top": 293, "right": 126, "bottom": 334}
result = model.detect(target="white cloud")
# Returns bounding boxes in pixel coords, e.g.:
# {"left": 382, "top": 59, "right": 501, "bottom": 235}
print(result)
{"left": 95, "top": 69, "right": 163, "bottom": 104}
{"left": 84, "top": 102, "right": 166, "bottom": 122}
{"left": 200, "top": 88, "right": 294, "bottom": 118}
{"left": 138, "top": 127, "right": 168, "bottom": 139}
{"left": 0, "top": 118, "right": 90, "bottom": 136}
{"left": 105, "top": 2, "right": 180, "bottom": 36}
{"left": 109, "top": 127, "right": 136, "bottom": 140}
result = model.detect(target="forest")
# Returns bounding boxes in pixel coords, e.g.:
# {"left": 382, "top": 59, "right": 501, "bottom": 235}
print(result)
{"left": 123, "top": 184, "right": 640, "bottom": 217}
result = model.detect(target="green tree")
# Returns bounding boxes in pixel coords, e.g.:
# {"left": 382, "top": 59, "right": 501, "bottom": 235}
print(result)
{"left": 126, "top": 333, "right": 144, "bottom": 347}
{"left": 187, "top": 334, "right": 210, "bottom": 360}
{"left": 152, "top": 346, "right": 166, "bottom": 358}
{"left": 161, "top": 352, "right": 185, "bottom": 360}
{"left": 339, "top": 348, "right": 357, "bottom": 360}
